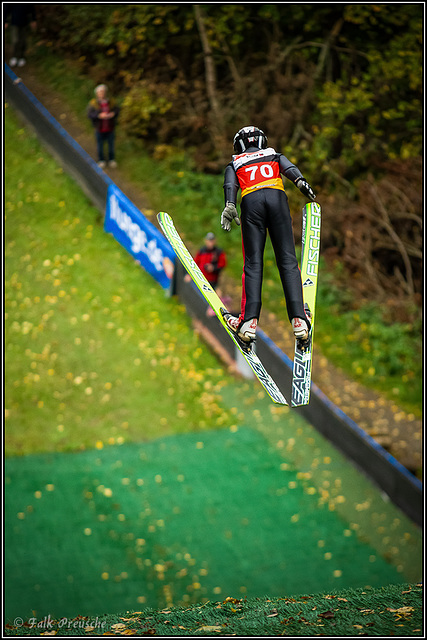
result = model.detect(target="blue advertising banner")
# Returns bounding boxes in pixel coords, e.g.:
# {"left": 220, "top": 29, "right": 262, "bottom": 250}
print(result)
{"left": 104, "top": 184, "right": 176, "bottom": 289}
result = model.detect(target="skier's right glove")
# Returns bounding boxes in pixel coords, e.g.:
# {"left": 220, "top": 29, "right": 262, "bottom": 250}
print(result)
{"left": 296, "top": 178, "right": 316, "bottom": 201}
{"left": 221, "top": 202, "right": 240, "bottom": 232}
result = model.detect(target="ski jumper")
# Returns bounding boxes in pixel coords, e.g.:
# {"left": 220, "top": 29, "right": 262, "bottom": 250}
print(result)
{"left": 223, "top": 146, "right": 308, "bottom": 324}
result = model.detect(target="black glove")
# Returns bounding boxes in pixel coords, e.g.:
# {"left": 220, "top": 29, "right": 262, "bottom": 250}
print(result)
{"left": 296, "top": 178, "right": 316, "bottom": 201}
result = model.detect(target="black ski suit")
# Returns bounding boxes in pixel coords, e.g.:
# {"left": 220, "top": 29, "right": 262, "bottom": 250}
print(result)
{"left": 223, "top": 145, "right": 309, "bottom": 325}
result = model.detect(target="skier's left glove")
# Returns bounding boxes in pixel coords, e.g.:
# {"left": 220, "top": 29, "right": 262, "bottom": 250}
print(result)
{"left": 221, "top": 202, "right": 240, "bottom": 232}
{"left": 296, "top": 178, "right": 316, "bottom": 201}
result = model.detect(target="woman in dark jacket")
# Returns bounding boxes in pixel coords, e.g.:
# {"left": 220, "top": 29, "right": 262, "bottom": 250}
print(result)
{"left": 87, "top": 84, "right": 120, "bottom": 168}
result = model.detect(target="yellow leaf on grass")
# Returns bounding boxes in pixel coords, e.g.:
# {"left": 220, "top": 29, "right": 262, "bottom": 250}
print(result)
{"left": 387, "top": 606, "right": 414, "bottom": 615}
{"left": 120, "top": 618, "right": 139, "bottom": 622}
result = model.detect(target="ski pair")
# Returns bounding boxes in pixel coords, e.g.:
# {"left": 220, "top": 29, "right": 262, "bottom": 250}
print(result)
{"left": 158, "top": 211, "right": 287, "bottom": 405}
{"left": 158, "top": 205, "right": 320, "bottom": 406}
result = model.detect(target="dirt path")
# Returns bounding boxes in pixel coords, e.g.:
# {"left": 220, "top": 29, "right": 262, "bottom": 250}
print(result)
{"left": 10, "top": 63, "right": 422, "bottom": 477}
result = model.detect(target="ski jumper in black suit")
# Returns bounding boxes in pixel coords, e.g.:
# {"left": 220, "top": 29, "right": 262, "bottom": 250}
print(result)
{"left": 223, "top": 145, "right": 309, "bottom": 326}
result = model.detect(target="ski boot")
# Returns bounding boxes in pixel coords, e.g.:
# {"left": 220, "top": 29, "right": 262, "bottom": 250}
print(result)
{"left": 292, "top": 312, "right": 311, "bottom": 352}
{"left": 221, "top": 310, "right": 257, "bottom": 351}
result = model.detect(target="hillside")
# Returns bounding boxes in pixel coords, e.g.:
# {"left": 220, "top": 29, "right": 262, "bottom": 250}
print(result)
{"left": 7, "top": 61, "right": 422, "bottom": 478}
{"left": 5, "top": 72, "right": 422, "bottom": 638}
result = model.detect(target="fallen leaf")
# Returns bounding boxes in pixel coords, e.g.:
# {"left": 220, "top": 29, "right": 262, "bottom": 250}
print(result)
{"left": 319, "top": 611, "right": 334, "bottom": 619}
{"left": 197, "top": 625, "right": 223, "bottom": 633}
{"left": 111, "top": 623, "right": 126, "bottom": 631}
{"left": 266, "top": 610, "right": 278, "bottom": 618}
{"left": 387, "top": 606, "right": 414, "bottom": 615}
{"left": 121, "top": 618, "right": 139, "bottom": 622}
{"left": 223, "top": 597, "right": 241, "bottom": 605}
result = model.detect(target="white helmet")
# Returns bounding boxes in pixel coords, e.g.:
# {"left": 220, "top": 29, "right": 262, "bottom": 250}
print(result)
{"left": 233, "top": 126, "right": 268, "bottom": 153}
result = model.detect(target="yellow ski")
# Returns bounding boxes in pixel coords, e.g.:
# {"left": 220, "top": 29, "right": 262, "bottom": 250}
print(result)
{"left": 291, "top": 202, "right": 321, "bottom": 406}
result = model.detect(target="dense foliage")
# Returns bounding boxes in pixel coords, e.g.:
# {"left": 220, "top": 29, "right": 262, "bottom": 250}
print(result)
{"left": 37, "top": 5, "right": 421, "bottom": 170}
{"left": 34, "top": 3, "right": 422, "bottom": 313}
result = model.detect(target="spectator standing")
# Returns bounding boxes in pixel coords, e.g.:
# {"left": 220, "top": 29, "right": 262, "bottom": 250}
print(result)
{"left": 87, "top": 84, "right": 120, "bottom": 168}
{"left": 194, "top": 232, "right": 227, "bottom": 290}
{"left": 4, "top": 3, "right": 37, "bottom": 68}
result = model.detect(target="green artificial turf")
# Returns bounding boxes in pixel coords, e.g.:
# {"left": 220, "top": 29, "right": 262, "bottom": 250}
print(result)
{"left": 4, "top": 583, "right": 423, "bottom": 636}
{"left": 5, "top": 427, "right": 411, "bottom": 621}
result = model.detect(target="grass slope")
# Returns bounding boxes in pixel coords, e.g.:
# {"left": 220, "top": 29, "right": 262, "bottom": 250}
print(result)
{"left": 5, "top": 105, "right": 236, "bottom": 456}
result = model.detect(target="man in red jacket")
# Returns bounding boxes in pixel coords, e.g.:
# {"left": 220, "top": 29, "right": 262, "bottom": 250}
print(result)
{"left": 220, "top": 125, "right": 316, "bottom": 346}
{"left": 195, "top": 232, "right": 227, "bottom": 290}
